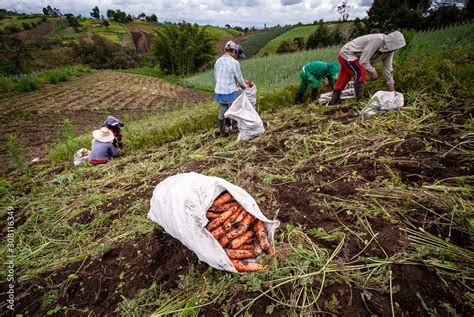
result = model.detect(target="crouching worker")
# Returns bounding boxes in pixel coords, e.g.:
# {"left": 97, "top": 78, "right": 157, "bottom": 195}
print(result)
{"left": 295, "top": 61, "right": 340, "bottom": 104}
{"left": 89, "top": 127, "right": 118, "bottom": 165}
{"left": 330, "top": 31, "right": 406, "bottom": 105}
{"left": 103, "top": 115, "right": 124, "bottom": 149}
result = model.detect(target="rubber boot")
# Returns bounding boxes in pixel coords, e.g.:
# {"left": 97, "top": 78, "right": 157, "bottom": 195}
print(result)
{"left": 329, "top": 90, "right": 342, "bottom": 105}
{"left": 231, "top": 119, "right": 238, "bottom": 132}
{"left": 294, "top": 90, "right": 303, "bottom": 104}
{"left": 354, "top": 81, "right": 365, "bottom": 101}
{"left": 310, "top": 88, "right": 318, "bottom": 101}
{"left": 218, "top": 119, "right": 228, "bottom": 137}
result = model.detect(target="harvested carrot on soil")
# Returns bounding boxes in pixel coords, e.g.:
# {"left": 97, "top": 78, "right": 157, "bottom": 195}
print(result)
{"left": 229, "top": 231, "right": 255, "bottom": 249}
{"left": 213, "top": 192, "right": 234, "bottom": 206}
{"left": 226, "top": 249, "right": 256, "bottom": 259}
{"left": 207, "top": 206, "right": 237, "bottom": 231}
{"left": 231, "top": 260, "right": 268, "bottom": 272}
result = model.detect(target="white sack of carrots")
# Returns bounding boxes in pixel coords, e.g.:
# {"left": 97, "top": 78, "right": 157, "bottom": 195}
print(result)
{"left": 224, "top": 85, "right": 264, "bottom": 142}
{"left": 148, "top": 172, "right": 280, "bottom": 273}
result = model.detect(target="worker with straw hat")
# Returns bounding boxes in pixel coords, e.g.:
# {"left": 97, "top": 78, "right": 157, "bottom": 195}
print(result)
{"left": 89, "top": 127, "right": 118, "bottom": 164}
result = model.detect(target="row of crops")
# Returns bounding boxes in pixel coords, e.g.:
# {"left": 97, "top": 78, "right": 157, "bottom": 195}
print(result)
{"left": 240, "top": 25, "right": 294, "bottom": 57}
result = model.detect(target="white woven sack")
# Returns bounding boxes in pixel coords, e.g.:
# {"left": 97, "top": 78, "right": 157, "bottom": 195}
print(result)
{"left": 148, "top": 172, "right": 280, "bottom": 273}
{"left": 225, "top": 85, "right": 264, "bottom": 141}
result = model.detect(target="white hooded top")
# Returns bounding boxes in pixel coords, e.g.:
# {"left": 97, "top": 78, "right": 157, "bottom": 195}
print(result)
{"left": 339, "top": 31, "right": 406, "bottom": 85}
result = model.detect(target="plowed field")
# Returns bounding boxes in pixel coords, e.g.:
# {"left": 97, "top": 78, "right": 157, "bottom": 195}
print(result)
{"left": 0, "top": 71, "right": 212, "bottom": 171}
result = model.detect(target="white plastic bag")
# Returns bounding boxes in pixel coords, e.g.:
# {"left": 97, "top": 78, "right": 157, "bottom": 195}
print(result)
{"left": 360, "top": 91, "right": 404, "bottom": 118}
{"left": 224, "top": 85, "right": 265, "bottom": 141}
{"left": 148, "top": 172, "right": 280, "bottom": 273}
{"left": 73, "top": 148, "right": 91, "bottom": 166}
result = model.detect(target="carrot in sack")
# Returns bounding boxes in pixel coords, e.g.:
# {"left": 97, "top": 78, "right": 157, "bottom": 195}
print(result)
{"left": 234, "top": 209, "right": 248, "bottom": 223}
{"left": 211, "top": 226, "right": 227, "bottom": 240}
{"left": 207, "top": 206, "right": 237, "bottom": 231}
{"left": 206, "top": 212, "right": 221, "bottom": 219}
{"left": 253, "top": 241, "right": 263, "bottom": 256}
{"left": 226, "top": 249, "right": 256, "bottom": 259}
{"left": 231, "top": 260, "right": 268, "bottom": 272}
{"left": 254, "top": 220, "right": 270, "bottom": 251}
{"left": 223, "top": 207, "right": 243, "bottom": 230}
{"left": 229, "top": 231, "right": 255, "bottom": 249}
{"left": 213, "top": 192, "right": 234, "bottom": 206}
{"left": 208, "top": 202, "right": 238, "bottom": 213}
{"left": 219, "top": 214, "right": 255, "bottom": 247}
{"left": 237, "top": 244, "right": 254, "bottom": 250}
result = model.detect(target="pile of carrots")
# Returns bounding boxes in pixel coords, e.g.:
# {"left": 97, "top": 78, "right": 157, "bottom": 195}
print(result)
{"left": 206, "top": 191, "right": 275, "bottom": 272}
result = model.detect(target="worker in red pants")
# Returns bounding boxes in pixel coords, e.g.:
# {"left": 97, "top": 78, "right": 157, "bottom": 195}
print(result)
{"left": 330, "top": 31, "right": 406, "bottom": 104}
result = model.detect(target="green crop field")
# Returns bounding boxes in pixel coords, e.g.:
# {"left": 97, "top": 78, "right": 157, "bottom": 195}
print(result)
{"left": 184, "top": 46, "right": 341, "bottom": 92}
{"left": 201, "top": 25, "right": 242, "bottom": 39}
{"left": 257, "top": 25, "right": 318, "bottom": 56}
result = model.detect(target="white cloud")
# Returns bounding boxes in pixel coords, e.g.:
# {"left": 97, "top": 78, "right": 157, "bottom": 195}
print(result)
{"left": 3, "top": 0, "right": 373, "bottom": 28}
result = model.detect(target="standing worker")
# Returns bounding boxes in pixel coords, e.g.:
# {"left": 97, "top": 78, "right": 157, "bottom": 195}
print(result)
{"left": 295, "top": 61, "right": 340, "bottom": 104}
{"left": 330, "top": 31, "right": 406, "bottom": 105}
{"left": 214, "top": 40, "right": 247, "bottom": 137}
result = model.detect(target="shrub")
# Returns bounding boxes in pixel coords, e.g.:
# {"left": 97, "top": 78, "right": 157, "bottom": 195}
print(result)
{"left": 6, "top": 134, "right": 28, "bottom": 171}
{"left": 14, "top": 76, "right": 38, "bottom": 92}
{"left": 0, "top": 74, "right": 14, "bottom": 93}
{"left": 153, "top": 22, "right": 215, "bottom": 75}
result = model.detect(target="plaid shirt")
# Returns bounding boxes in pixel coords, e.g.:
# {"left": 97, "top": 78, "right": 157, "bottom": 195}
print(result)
{"left": 214, "top": 54, "right": 246, "bottom": 95}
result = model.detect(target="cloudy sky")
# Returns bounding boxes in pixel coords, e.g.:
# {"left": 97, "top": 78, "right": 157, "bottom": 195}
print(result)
{"left": 4, "top": 0, "right": 375, "bottom": 28}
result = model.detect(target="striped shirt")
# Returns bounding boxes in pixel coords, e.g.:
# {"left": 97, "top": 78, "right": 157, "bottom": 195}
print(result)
{"left": 214, "top": 54, "right": 246, "bottom": 95}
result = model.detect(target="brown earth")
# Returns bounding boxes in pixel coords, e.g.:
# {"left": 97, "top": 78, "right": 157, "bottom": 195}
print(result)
{"left": 0, "top": 71, "right": 212, "bottom": 173}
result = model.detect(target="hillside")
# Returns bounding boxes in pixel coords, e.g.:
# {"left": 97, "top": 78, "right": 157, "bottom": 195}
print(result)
{"left": 256, "top": 22, "right": 352, "bottom": 56}
{"left": 0, "top": 23, "right": 473, "bottom": 316}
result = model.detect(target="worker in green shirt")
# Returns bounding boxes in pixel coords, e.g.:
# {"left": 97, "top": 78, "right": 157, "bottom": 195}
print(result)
{"left": 295, "top": 61, "right": 340, "bottom": 104}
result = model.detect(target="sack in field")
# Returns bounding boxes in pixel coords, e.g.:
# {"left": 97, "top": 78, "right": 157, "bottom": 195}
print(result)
{"left": 148, "top": 172, "right": 280, "bottom": 273}
{"left": 360, "top": 91, "right": 404, "bottom": 118}
{"left": 73, "top": 148, "right": 91, "bottom": 166}
{"left": 224, "top": 85, "right": 265, "bottom": 141}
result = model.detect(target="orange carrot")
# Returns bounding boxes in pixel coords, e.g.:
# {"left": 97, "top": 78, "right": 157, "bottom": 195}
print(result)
{"left": 267, "top": 244, "right": 276, "bottom": 256}
{"left": 207, "top": 206, "right": 237, "bottom": 231}
{"left": 229, "top": 231, "right": 255, "bottom": 249}
{"left": 223, "top": 207, "right": 243, "bottom": 231}
{"left": 208, "top": 202, "right": 238, "bottom": 213}
{"left": 237, "top": 244, "right": 254, "bottom": 250}
{"left": 206, "top": 212, "right": 220, "bottom": 219}
{"left": 226, "top": 249, "right": 256, "bottom": 259}
{"left": 231, "top": 260, "right": 268, "bottom": 272}
{"left": 219, "top": 214, "right": 255, "bottom": 247}
{"left": 211, "top": 226, "right": 227, "bottom": 240}
{"left": 254, "top": 220, "right": 270, "bottom": 251}
{"left": 213, "top": 192, "right": 234, "bottom": 206}
{"left": 234, "top": 209, "right": 248, "bottom": 224}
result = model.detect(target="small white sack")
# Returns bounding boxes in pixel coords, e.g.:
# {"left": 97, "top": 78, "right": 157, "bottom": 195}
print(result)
{"left": 360, "top": 91, "right": 404, "bottom": 118}
{"left": 73, "top": 148, "right": 91, "bottom": 166}
{"left": 148, "top": 172, "right": 280, "bottom": 273}
{"left": 224, "top": 85, "right": 265, "bottom": 141}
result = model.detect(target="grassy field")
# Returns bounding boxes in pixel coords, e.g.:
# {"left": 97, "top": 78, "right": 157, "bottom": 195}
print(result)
{"left": 0, "top": 22, "right": 473, "bottom": 316}
{"left": 201, "top": 25, "right": 242, "bottom": 39}
{"left": 256, "top": 24, "right": 318, "bottom": 56}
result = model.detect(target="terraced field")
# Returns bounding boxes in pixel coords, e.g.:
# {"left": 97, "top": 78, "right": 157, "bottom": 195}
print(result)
{"left": 0, "top": 71, "right": 212, "bottom": 170}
